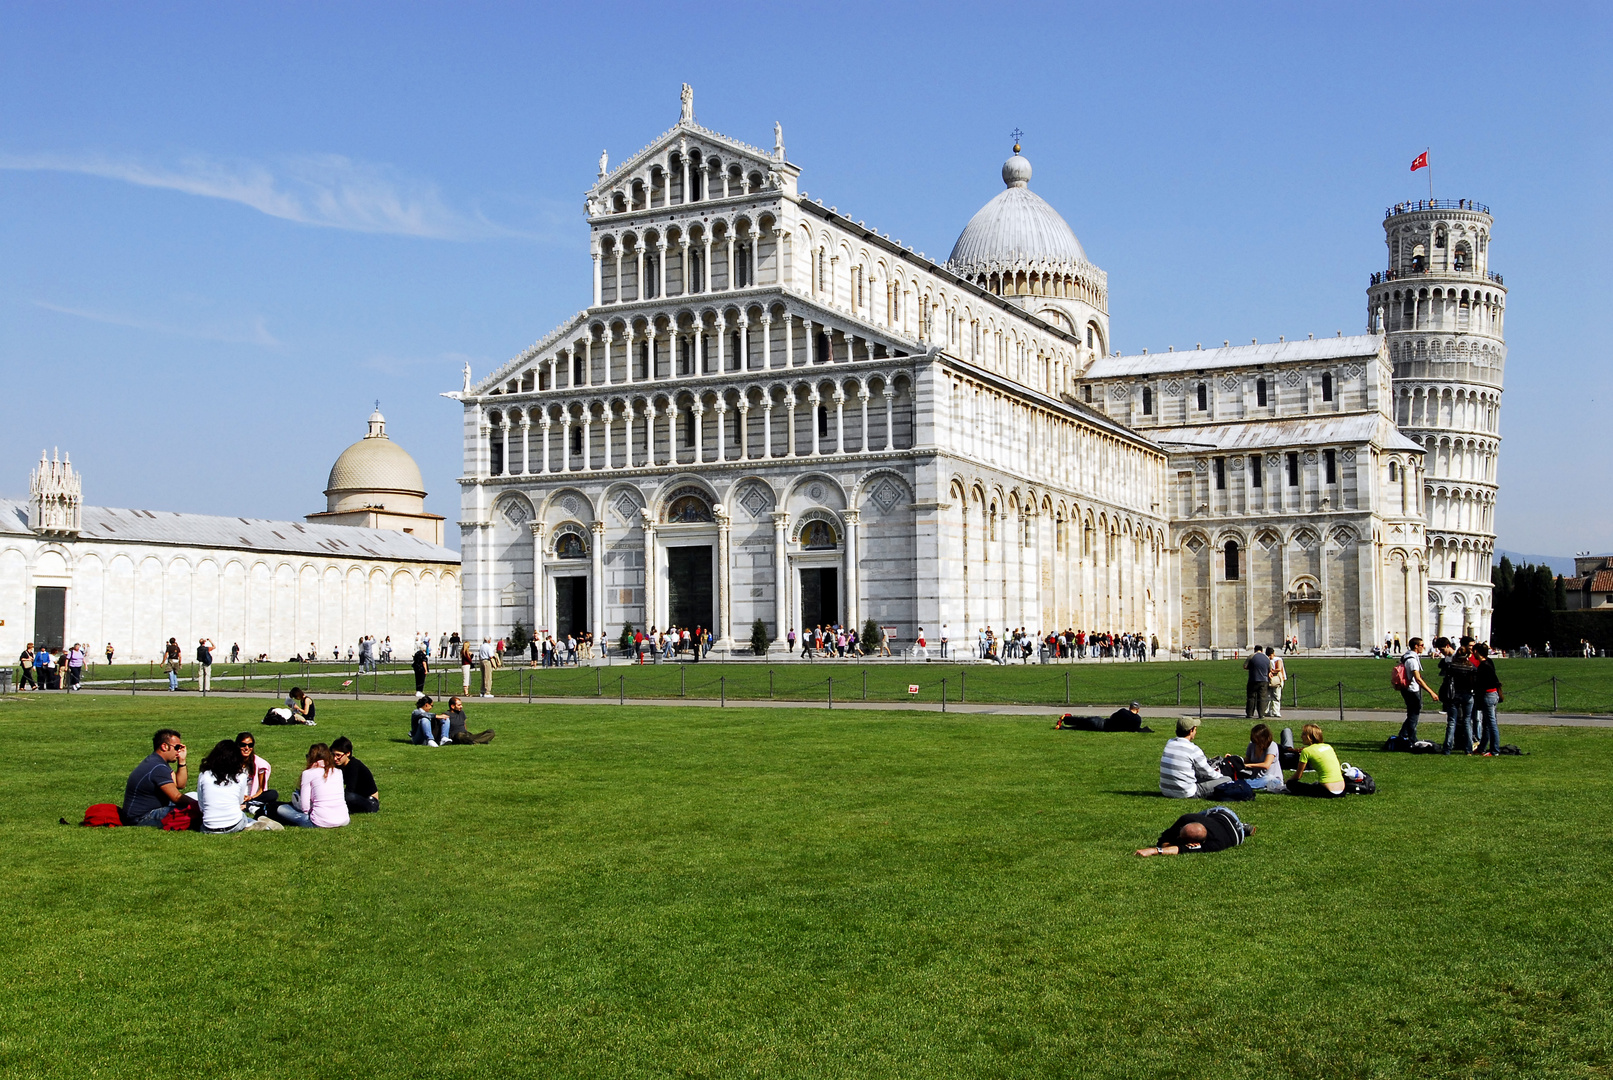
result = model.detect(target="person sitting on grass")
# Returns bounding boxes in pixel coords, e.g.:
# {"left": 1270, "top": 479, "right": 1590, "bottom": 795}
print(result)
{"left": 274, "top": 744, "right": 350, "bottom": 829}
{"left": 1136, "top": 806, "right": 1255, "bottom": 856}
{"left": 122, "top": 728, "right": 189, "bottom": 826}
{"left": 441, "top": 696, "right": 496, "bottom": 745}
{"left": 285, "top": 687, "right": 317, "bottom": 725}
{"left": 1287, "top": 723, "right": 1346, "bottom": 797}
{"left": 196, "top": 739, "right": 254, "bottom": 834}
{"left": 411, "top": 695, "right": 449, "bottom": 746}
{"left": 331, "top": 736, "right": 379, "bottom": 814}
{"left": 1243, "top": 723, "right": 1286, "bottom": 793}
{"left": 236, "top": 732, "right": 274, "bottom": 802}
{"left": 1160, "top": 717, "right": 1226, "bottom": 799}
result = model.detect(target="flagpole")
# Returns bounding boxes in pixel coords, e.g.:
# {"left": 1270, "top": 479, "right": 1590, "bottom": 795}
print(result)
{"left": 1426, "top": 147, "right": 1433, "bottom": 201}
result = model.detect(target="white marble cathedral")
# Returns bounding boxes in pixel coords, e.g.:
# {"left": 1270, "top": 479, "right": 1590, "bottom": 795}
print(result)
{"left": 453, "top": 88, "right": 1505, "bottom": 652}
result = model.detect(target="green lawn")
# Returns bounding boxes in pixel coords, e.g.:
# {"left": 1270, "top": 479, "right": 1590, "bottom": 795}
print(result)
{"left": 1, "top": 694, "right": 1609, "bottom": 1078}
{"left": 63, "top": 655, "right": 1613, "bottom": 714}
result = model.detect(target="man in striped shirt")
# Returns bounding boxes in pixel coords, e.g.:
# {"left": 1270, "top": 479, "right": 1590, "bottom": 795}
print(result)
{"left": 1160, "top": 716, "right": 1226, "bottom": 798}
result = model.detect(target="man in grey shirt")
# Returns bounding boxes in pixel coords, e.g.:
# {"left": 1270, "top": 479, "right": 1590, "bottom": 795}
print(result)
{"left": 1244, "top": 647, "right": 1272, "bottom": 718}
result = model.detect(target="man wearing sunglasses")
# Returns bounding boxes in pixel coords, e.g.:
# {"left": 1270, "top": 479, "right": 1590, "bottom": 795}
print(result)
{"left": 123, "top": 729, "right": 189, "bottom": 826}
{"left": 330, "top": 737, "right": 379, "bottom": 814}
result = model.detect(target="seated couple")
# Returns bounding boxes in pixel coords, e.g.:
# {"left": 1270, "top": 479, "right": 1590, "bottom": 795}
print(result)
{"left": 1159, "top": 719, "right": 1348, "bottom": 798}
{"left": 410, "top": 696, "right": 496, "bottom": 747}
{"left": 262, "top": 687, "right": 317, "bottom": 725}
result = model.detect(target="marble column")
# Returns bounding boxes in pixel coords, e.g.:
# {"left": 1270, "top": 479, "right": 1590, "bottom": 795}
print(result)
{"left": 620, "top": 404, "right": 635, "bottom": 468}
{"left": 591, "top": 521, "right": 607, "bottom": 642}
{"left": 760, "top": 312, "right": 772, "bottom": 370}
{"left": 592, "top": 252, "right": 602, "bottom": 306}
{"left": 519, "top": 418, "right": 531, "bottom": 474}
{"left": 641, "top": 403, "right": 656, "bottom": 467}
{"left": 784, "top": 313, "right": 794, "bottom": 368}
{"left": 883, "top": 389, "right": 895, "bottom": 450}
{"left": 641, "top": 511, "right": 659, "bottom": 631}
{"left": 530, "top": 521, "right": 547, "bottom": 635}
{"left": 691, "top": 400, "right": 705, "bottom": 464}
{"left": 714, "top": 400, "right": 728, "bottom": 462}
{"left": 656, "top": 242, "right": 668, "bottom": 299}
{"left": 809, "top": 392, "right": 822, "bottom": 456}
{"left": 560, "top": 414, "right": 571, "bottom": 472}
{"left": 762, "top": 402, "right": 774, "bottom": 459}
{"left": 843, "top": 509, "right": 860, "bottom": 632}
{"left": 857, "top": 390, "right": 870, "bottom": 453}
{"left": 833, "top": 390, "right": 846, "bottom": 454}
{"left": 538, "top": 417, "right": 551, "bottom": 474}
{"left": 737, "top": 402, "right": 750, "bottom": 460}
{"left": 715, "top": 503, "right": 732, "bottom": 645}
{"left": 772, "top": 511, "right": 790, "bottom": 643}
{"left": 601, "top": 403, "right": 614, "bottom": 470}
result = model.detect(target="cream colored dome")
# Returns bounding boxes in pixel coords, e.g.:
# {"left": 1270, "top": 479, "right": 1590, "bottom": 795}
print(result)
{"left": 324, "top": 410, "right": 427, "bottom": 513}
{"left": 947, "top": 148, "right": 1089, "bottom": 276}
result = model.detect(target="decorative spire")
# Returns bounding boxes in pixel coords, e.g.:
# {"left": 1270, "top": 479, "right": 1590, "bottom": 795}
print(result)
{"left": 29, "top": 447, "right": 82, "bottom": 535}
{"left": 366, "top": 405, "right": 388, "bottom": 439}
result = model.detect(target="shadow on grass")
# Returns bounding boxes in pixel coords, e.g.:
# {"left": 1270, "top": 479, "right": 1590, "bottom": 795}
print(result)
{"left": 1108, "top": 790, "right": 1167, "bottom": 798}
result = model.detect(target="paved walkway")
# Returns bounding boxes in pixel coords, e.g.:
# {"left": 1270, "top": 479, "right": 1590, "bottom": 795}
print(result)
{"left": 36, "top": 685, "right": 1613, "bottom": 728}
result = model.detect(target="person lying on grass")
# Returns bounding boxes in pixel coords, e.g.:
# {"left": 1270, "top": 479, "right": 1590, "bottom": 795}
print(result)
{"left": 1136, "top": 806, "right": 1255, "bottom": 856}
{"left": 331, "top": 736, "right": 379, "bottom": 814}
{"left": 441, "top": 696, "right": 496, "bottom": 745}
{"left": 274, "top": 744, "right": 349, "bottom": 829}
{"left": 1288, "top": 723, "right": 1346, "bottom": 798}
{"left": 122, "top": 728, "right": 188, "bottom": 826}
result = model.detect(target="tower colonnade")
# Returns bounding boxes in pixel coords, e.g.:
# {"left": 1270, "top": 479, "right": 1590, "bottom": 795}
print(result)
{"left": 1372, "top": 200, "right": 1506, "bottom": 641}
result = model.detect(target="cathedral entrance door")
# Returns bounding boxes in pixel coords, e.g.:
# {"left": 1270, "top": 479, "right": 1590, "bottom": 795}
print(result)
{"left": 1297, "top": 611, "right": 1317, "bottom": 649}
{"left": 33, "top": 587, "right": 66, "bottom": 652}
{"left": 554, "top": 577, "right": 587, "bottom": 640}
{"left": 667, "top": 546, "right": 713, "bottom": 630}
{"left": 799, "top": 568, "right": 839, "bottom": 628}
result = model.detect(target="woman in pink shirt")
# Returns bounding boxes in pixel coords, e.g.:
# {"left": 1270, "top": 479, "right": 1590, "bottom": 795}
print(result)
{"left": 274, "top": 743, "right": 349, "bottom": 829}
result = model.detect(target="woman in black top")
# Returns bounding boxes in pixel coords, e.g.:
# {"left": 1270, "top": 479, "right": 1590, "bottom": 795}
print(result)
{"left": 1472, "top": 643, "right": 1504, "bottom": 755}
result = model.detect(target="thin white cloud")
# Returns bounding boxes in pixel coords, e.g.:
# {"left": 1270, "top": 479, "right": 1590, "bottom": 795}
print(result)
{"left": 0, "top": 150, "right": 512, "bottom": 240}
{"left": 34, "top": 300, "right": 281, "bottom": 347}
{"left": 361, "top": 350, "right": 484, "bottom": 379}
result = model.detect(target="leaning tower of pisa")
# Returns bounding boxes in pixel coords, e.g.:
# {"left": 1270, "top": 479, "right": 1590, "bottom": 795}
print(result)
{"left": 1369, "top": 199, "right": 1506, "bottom": 641}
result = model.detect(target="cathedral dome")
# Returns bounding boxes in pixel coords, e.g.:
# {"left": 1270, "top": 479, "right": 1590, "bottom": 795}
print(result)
{"left": 947, "top": 148, "right": 1088, "bottom": 276}
{"left": 324, "top": 410, "right": 427, "bottom": 513}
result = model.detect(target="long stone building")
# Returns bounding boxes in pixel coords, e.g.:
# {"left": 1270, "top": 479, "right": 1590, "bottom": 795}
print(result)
{"left": 452, "top": 89, "right": 1506, "bottom": 652}
{"left": 1, "top": 413, "right": 461, "bottom": 663}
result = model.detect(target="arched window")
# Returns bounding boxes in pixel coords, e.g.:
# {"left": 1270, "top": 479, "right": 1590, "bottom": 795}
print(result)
{"left": 1321, "top": 372, "right": 1334, "bottom": 401}
{"left": 1141, "top": 387, "right": 1153, "bottom": 415}
{"left": 1083, "top": 384, "right": 1093, "bottom": 403}
{"left": 573, "top": 352, "right": 585, "bottom": 384}
{"left": 1196, "top": 383, "right": 1208, "bottom": 411}
{"left": 817, "top": 405, "right": 829, "bottom": 437}
{"left": 1256, "top": 378, "right": 1268, "bottom": 407}
{"left": 1389, "top": 460, "right": 1399, "bottom": 481}
{"left": 735, "top": 245, "right": 750, "bottom": 288}
{"left": 569, "top": 425, "right": 583, "bottom": 455}
{"left": 801, "top": 520, "right": 837, "bottom": 549}
{"left": 1453, "top": 244, "right": 1469, "bottom": 272}
{"left": 1225, "top": 540, "right": 1241, "bottom": 581}
{"left": 555, "top": 533, "right": 587, "bottom": 559}
{"left": 644, "top": 254, "right": 658, "bottom": 298}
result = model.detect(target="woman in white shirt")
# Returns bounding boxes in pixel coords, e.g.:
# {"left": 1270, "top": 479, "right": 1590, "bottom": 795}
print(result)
{"left": 197, "top": 739, "right": 252, "bottom": 833}
{"left": 1244, "top": 723, "right": 1286, "bottom": 793}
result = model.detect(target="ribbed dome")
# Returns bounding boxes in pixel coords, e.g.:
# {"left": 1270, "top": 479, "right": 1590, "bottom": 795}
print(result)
{"left": 947, "top": 151, "right": 1088, "bottom": 274}
{"left": 324, "top": 410, "right": 426, "bottom": 512}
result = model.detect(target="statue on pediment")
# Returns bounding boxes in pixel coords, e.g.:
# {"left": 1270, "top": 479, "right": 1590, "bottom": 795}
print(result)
{"left": 680, "top": 83, "right": 693, "bottom": 123}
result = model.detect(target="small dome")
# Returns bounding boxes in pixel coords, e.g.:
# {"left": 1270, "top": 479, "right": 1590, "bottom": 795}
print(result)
{"left": 948, "top": 150, "right": 1088, "bottom": 275}
{"left": 325, "top": 411, "right": 426, "bottom": 512}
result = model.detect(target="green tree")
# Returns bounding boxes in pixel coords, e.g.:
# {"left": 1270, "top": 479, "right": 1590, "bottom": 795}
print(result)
{"left": 619, "top": 623, "right": 636, "bottom": 655}
{"left": 508, "top": 621, "right": 530, "bottom": 655}
{"left": 750, "top": 619, "right": 770, "bottom": 656}
{"left": 1554, "top": 574, "right": 1569, "bottom": 611}
{"left": 862, "top": 619, "right": 884, "bottom": 652}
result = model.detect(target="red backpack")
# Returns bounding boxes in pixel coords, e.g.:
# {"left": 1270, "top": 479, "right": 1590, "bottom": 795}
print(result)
{"left": 1390, "top": 662, "right": 1410, "bottom": 691}
{"left": 81, "top": 804, "right": 123, "bottom": 827}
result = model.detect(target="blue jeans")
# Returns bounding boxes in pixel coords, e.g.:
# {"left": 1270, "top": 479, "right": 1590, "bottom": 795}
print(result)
{"left": 130, "top": 805, "right": 173, "bottom": 827}
{"left": 1474, "top": 690, "right": 1501, "bottom": 754}
{"left": 1443, "top": 692, "right": 1474, "bottom": 754}
{"left": 275, "top": 793, "right": 317, "bottom": 828}
{"left": 412, "top": 715, "right": 448, "bottom": 744}
{"left": 167, "top": 666, "right": 179, "bottom": 691}
{"left": 1397, "top": 688, "right": 1422, "bottom": 741}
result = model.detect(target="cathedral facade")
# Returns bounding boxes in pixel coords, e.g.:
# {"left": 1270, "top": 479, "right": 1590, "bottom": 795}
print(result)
{"left": 453, "top": 90, "right": 1504, "bottom": 652}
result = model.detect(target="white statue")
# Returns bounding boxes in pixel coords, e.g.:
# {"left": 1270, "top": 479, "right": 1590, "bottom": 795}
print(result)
{"left": 773, "top": 121, "right": 785, "bottom": 159}
{"left": 680, "top": 82, "right": 693, "bottom": 123}
{"left": 462, "top": 362, "right": 472, "bottom": 393}
{"left": 597, "top": 149, "right": 609, "bottom": 177}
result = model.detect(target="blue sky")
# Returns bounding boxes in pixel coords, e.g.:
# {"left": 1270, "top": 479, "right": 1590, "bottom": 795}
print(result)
{"left": 4, "top": 2, "right": 1608, "bottom": 555}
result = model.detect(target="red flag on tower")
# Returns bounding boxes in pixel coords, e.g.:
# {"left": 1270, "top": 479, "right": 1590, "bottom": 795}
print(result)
{"left": 1410, "top": 151, "right": 1429, "bottom": 172}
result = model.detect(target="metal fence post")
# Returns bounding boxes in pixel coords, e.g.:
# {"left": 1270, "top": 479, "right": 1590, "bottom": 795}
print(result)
{"left": 1337, "top": 682, "right": 1345, "bottom": 723}
{"left": 769, "top": 668, "right": 774, "bottom": 699}
{"left": 862, "top": 669, "right": 867, "bottom": 700}
{"left": 960, "top": 670, "right": 966, "bottom": 703}
{"left": 1197, "top": 680, "right": 1204, "bottom": 718}
{"left": 1176, "top": 672, "right": 1182, "bottom": 706}
{"left": 1552, "top": 676, "right": 1559, "bottom": 714}
{"left": 941, "top": 678, "right": 947, "bottom": 712}
{"left": 619, "top": 673, "right": 625, "bottom": 705}
{"left": 596, "top": 667, "right": 602, "bottom": 697}
{"left": 828, "top": 677, "right": 833, "bottom": 710}
{"left": 1065, "top": 670, "right": 1070, "bottom": 705}
{"left": 721, "top": 676, "right": 726, "bottom": 707}
{"left": 681, "top": 666, "right": 686, "bottom": 697}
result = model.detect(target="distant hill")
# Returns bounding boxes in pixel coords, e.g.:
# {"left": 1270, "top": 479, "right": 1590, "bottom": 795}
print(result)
{"left": 1495, "top": 550, "right": 1578, "bottom": 577}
